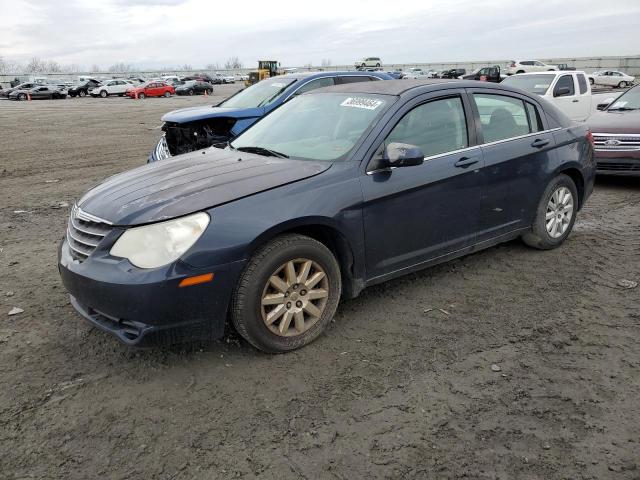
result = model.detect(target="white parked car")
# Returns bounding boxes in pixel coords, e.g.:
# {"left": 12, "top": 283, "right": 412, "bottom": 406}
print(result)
{"left": 501, "top": 71, "right": 593, "bottom": 122}
{"left": 587, "top": 70, "right": 635, "bottom": 88}
{"left": 90, "top": 79, "right": 134, "bottom": 97}
{"left": 506, "top": 60, "right": 559, "bottom": 75}
{"left": 161, "top": 75, "right": 181, "bottom": 85}
{"left": 212, "top": 72, "right": 235, "bottom": 84}
{"left": 403, "top": 67, "right": 428, "bottom": 79}
{"left": 355, "top": 57, "right": 382, "bottom": 69}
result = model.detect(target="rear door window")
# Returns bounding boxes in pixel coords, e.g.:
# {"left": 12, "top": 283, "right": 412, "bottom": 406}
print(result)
{"left": 472, "top": 93, "right": 531, "bottom": 143}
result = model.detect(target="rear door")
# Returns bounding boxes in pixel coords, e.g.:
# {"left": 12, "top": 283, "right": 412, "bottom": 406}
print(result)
{"left": 360, "top": 90, "right": 485, "bottom": 279}
{"left": 468, "top": 89, "right": 557, "bottom": 240}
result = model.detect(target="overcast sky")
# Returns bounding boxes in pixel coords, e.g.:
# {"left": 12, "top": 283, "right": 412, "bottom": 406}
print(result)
{"left": 1, "top": 0, "right": 639, "bottom": 69}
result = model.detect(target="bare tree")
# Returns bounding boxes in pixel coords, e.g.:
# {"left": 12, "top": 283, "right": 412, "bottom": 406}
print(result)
{"left": 181, "top": 64, "right": 193, "bottom": 71}
{"left": 303, "top": 62, "right": 313, "bottom": 70}
{"left": 321, "top": 58, "right": 332, "bottom": 67}
{"left": 25, "top": 57, "right": 47, "bottom": 73}
{"left": 108, "top": 62, "right": 134, "bottom": 73}
{"left": 91, "top": 64, "right": 101, "bottom": 73}
{"left": 224, "top": 57, "right": 243, "bottom": 70}
{"left": 206, "top": 62, "right": 220, "bottom": 71}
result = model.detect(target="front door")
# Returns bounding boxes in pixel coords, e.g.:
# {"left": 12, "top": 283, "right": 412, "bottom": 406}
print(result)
{"left": 360, "top": 91, "right": 484, "bottom": 280}
{"left": 551, "top": 74, "right": 584, "bottom": 122}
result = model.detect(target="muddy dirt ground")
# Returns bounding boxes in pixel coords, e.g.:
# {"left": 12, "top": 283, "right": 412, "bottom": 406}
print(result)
{"left": 1, "top": 87, "right": 639, "bottom": 479}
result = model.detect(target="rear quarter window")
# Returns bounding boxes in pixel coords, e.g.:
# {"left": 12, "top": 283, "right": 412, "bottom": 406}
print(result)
{"left": 577, "top": 74, "right": 588, "bottom": 94}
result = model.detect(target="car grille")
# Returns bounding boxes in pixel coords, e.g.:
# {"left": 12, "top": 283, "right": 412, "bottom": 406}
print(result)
{"left": 596, "top": 161, "right": 640, "bottom": 172}
{"left": 66, "top": 205, "right": 112, "bottom": 262}
{"left": 593, "top": 133, "right": 640, "bottom": 152}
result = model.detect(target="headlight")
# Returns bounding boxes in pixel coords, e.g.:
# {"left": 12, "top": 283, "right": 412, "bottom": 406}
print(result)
{"left": 110, "top": 212, "right": 210, "bottom": 269}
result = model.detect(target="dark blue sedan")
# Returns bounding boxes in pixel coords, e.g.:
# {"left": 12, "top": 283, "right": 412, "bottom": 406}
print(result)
{"left": 149, "top": 71, "right": 392, "bottom": 162}
{"left": 59, "top": 80, "right": 595, "bottom": 352}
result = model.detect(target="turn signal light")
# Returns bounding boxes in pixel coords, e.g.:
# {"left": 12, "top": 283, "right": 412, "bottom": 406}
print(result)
{"left": 179, "top": 273, "right": 214, "bottom": 288}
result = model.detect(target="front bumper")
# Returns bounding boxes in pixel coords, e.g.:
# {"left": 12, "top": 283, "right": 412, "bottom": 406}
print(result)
{"left": 148, "top": 134, "right": 172, "bottom": 163}
{"left": 595, "top": 153, "right": 640, "bottom": 176}
{"left": 58, "top": 239, "right": 245, "bottom": 346}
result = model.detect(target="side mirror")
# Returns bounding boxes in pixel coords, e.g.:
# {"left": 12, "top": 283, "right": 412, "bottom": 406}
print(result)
{"left": 383, "top": 143, "right": 424, "bottom": 168}
{"left": 554, "top": 86, "right": 571, "bottom": 97}
{"left": 597, "top": 98, "right": 615, "bottom": 110}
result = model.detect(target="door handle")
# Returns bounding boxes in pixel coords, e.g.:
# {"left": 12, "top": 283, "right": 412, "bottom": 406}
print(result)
{"left": 572, "top": 99, "right": 579, "bottom": 103}
{"left": 531, "top": 138, "right": 550, "bottom": 148}
{"left": 454, "top": 156, "right": 479, "bottom": 168}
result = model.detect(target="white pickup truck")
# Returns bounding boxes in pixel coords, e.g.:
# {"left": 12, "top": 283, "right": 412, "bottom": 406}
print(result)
{"left": 501, "top": 71, "right": 593, "bottom": 122}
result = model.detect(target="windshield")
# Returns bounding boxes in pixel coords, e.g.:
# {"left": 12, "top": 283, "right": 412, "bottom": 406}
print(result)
{"left": 608, "top": 86, "right": 640, "bottom": 110}
{"left": 221, "top": 77, "right": 297, "bottom": 109}
{"left": 501, "top": 74, "right": 555, "bottom": 95}
{"left": 230, "top": 93, "right": 389, "bottom": 161}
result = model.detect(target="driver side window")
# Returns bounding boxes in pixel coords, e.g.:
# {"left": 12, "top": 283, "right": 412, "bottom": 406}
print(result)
{"left": 382, "top": 97, "right": 468, "bottom": 159}
{"left": 293, "top": 77, "right": 335, "bottom": 96}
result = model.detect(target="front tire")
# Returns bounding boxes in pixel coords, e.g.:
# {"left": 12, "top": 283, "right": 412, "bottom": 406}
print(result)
{"left": 522, "top": 174, "right": 578, "bottom": 250}
{"left": 589, "top": 78, "right": 594, "bottom": 85}
{"left": 164, "top": 91, "right": 171, "bottom": 97}
{"left": 18, "top": 93, "right": 27, "bottom": 101}
{"left": 618, "top": 81, "right": 627, "bottom": 88}
{"left": 138, "top": 92, "right": 145, "bottom": 99}
{"left": 100, "top": 90, "right": 107, "bottom": 98}
{"left": 79, "top": 90, "right": 86, "bottom": 97}
{"left": 231, "top": 234, "right": 342, "bottom": 353}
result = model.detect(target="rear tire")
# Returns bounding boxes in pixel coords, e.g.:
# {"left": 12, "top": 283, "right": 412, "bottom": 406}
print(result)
{"left": 188, "top": 89, "right": 194, "bottom": 96}
{"left": 138, "top": 93, "right": 145, "bottom": 99}
{"left": 231, "top": 234, "right": 341, "bottom": 353}
{"left": 79, "top": 90, "right": 86, "bottom": 97}
{"left": 516, "top": 70, "right": 525, "bottom": 74}
{"left": 164, "top": 91, "right": 171, "bottom": 97}
{"left": 18, "top": 93, "right": 27, "bottom": 101}
{"left": 522, "top": 174, "right": 578, "bottom": 250}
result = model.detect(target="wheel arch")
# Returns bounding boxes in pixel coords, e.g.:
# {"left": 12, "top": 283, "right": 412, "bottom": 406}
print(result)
{"left": 246, "top": 218, "right": 362, "bottom": 299}
{"left": 555, "top": 166, "right": 585, "bottom": 209}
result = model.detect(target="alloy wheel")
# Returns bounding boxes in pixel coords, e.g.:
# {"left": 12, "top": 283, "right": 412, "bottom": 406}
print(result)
{"left": 260, "top": 258, "right": 329, "bottom": 337}
{"left": 546, "top": 186, "right": 574, "bottom": 238}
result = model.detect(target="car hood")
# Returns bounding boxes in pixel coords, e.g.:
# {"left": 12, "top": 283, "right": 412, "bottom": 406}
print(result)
{"left": 161, "top": 105, "right": 264, "bottom": 123}
{"left": 587, "top": 110, "right": 640, "bottom": 134}
{"left": 77, "top": 148, "right": 331, "bottom": 226}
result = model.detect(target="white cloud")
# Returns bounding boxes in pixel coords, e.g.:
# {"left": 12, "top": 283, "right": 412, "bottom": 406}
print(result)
{"left": 0, "top": 0, "right": 639, "bottom": 68}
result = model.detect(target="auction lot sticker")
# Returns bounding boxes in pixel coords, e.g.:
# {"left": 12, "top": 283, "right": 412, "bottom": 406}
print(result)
{"left": 340, "top": 97, "right": 383, "bottom": 110}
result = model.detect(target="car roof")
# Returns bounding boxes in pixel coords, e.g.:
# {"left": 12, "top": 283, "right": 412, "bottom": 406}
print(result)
{"left": 280, "top": 71, "right": 391, "bottom": 80}
{"left": 310, "top": 78, "right": 551, "bottom": 99}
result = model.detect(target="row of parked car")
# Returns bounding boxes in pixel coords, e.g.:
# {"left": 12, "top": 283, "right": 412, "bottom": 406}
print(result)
{"left": 358, "top": 58, "right": 636, "bottom": 88}
{"left": 0, "top": 73, "right": 231, "bottom": 101}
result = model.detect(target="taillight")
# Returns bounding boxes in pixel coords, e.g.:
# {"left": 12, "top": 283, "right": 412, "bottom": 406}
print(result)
{"left": 586, "top": 130, "right": 594, "bottom": 146}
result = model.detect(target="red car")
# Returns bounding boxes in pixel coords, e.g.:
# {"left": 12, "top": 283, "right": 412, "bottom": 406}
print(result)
{"left": 126, "top": 81, "right": 175, "bottom": 99}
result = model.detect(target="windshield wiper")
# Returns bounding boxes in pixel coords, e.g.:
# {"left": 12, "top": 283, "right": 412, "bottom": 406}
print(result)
{"left": 236, "top": 146, "right": 289, "bottom": 158}
{"left": 608, "top": 107, "right": 638, "bottom": 111}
